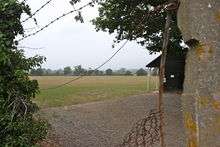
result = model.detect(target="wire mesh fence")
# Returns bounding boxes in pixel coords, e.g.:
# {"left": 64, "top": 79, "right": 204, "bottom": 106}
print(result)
{"left": 120, "top": 109, "right": 162, "bottom": 147}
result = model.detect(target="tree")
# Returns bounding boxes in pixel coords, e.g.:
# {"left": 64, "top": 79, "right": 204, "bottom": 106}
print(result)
{"left": 87, "top": 68, "right": 94, "bottom": 76}
{"left": 94, "top": 69, "right": 103, "bottom": 76}
{"left": 93, "top": 0, "right": 183, "bottom": 54}
{"left": 73, "top": 65, "right": 86, "bottom": 76}
{"left": 105, "top": 68, "right": 113, "bottom": 75}
{"left": 116, "top": 68, "right": 127, "bottom": 75}
{"left": 45, "top": 68, "right": 53, "bottom": 75}
{"left": 0, "top": 1, "right": 48, "bottom": 146}
{"left": 30, "top": 68, "right": 44, "bottom": 76}
{"left": 136, "top": 68, "right": 147, "bottom": 76}
{"left": 64, "top": 66, "right": 72, "bottom": 75}
{"left": 55, "top": 69, "right": 64, "bottom": 76}
{"left": 125, "top": 70, "right": 133, "bottom": 76}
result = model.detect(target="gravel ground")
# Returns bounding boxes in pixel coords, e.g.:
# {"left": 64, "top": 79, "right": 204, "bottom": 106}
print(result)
{"left": 41, "top": 92, "right": 186, "bottom": 147}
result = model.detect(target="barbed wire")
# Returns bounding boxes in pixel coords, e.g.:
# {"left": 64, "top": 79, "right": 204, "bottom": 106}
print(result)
{"left": 17, "top": 1, "right": 94, "bottom": 42}
{"left": 18, "top": 46, "right": 44, "bottom": 50}
{"left": 40, "top": 40, "right": 128, "bottom": 90}
{"left": 24, "top": 26, "right": 40, "bottom": 31}
{"left": 40, "top": 4, "right": 161, "bottom": 91}
{"left": 21, "top": 0, "right": 54, "bottom": 23}
{"left": 23, "top": 26, "right": 42, "bottom": 33}
{"left": 23, "top": 0, "right": 28, "bottom": 3}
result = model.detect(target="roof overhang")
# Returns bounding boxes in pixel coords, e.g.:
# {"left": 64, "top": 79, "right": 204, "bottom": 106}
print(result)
{"left": 146, "top": 56, "right": 161, "bottom": 68}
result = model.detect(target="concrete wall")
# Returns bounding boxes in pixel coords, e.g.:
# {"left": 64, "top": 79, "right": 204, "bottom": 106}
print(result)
{"left": 178, "top": 0, "right": 220, "bottom": 146}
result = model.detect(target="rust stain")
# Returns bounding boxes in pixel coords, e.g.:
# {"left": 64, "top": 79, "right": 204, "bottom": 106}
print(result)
{"left": 195, "top": 43, "right": 205, "bottom": 60}
{"left": 208, "top": 46, "right": 214, "bottom": 55}
{"left": 188, "top": 139, "right": 198, "bottom": 147}
{"left": 212, "top": 99, "right": 220, "bottom": 110}
{"left": 214, "top": 117, "right": 220, "bottom": 133}
{"left": 207, "top": 43, "right": 215, "bottom": 59}
{"left": 215, "top": 11, "right": 220, "bottom": 23}
{"left": 195, "top": 42, "right": 214, "bottom": 60}
{"left": 199, "top": 97, "right": 211, "bottom": 108}
{"left": 184, "top": 112, "right": 198, "bottom": 147}
{"left": 185, "top": 113, "right": 197, "bottom": 133}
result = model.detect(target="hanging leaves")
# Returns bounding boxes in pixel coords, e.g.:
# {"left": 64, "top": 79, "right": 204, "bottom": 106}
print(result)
{"left": 92, "top": 0, "right": 184, "bottom": 54}
{"left": 74, "top": 11, "right": 84, "bottom": 23}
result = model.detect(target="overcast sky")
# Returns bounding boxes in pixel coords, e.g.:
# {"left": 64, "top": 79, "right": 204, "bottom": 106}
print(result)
{"left": 19, "top": 0, "right": 159, "bottom": 70}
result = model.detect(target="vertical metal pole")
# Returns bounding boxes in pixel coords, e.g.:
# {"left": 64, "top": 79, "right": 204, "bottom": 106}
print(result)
{"left": 148, "top": 73, "right": 150, "bottom": 91}
{"left": 159, "top": 11, "right": 172, "bottom": 147}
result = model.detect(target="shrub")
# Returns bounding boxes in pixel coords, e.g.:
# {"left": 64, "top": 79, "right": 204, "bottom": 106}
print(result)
{"left": 0, "top": 0, "right": 48, "bottom": 146}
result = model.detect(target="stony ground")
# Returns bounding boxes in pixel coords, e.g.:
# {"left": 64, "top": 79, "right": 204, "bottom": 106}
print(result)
{"left": 40, "top": 92, "right": 186, "bottom": 147}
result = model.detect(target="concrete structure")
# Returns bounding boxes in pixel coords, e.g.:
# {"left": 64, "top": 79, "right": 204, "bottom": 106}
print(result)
{"left": 178, "top": 0, "right": 220, "bottom": 146}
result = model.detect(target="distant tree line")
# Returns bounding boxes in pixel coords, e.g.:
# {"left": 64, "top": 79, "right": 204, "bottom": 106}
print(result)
{"left": 30, "top": 65, "right": 158, "bottom": 76}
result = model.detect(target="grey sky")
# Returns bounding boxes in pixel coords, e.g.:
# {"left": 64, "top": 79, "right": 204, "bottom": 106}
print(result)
{"left": 19, "top": 0, "right": 159, "bottom": 70}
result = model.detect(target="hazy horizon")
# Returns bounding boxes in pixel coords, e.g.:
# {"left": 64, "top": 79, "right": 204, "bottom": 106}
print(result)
{"left": 19, "top": 0, "right": 160, "bottom": 70}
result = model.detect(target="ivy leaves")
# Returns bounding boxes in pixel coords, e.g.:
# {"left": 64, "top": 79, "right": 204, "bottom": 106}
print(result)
{"left": 0, "top": 0, "right": 48, "bottom": 146}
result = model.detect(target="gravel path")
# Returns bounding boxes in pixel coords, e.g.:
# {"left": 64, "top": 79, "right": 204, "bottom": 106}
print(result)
{"left": 41, "top": 92, "right": 186, "bottom": 147}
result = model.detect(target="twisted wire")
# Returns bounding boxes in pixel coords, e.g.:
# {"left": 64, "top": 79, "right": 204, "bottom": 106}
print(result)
{"left": 21, "top": 0, "right": 53, "bottom": 23}
{"left": 17, "top": 2, "right": 94, "bottom": 42}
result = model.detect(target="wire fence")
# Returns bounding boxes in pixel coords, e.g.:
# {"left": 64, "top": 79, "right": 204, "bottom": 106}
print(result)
{"left": 21, "top": 0, "right": 53, "bottom": 23}
{"left": 17, "top": 1, "right": 94, "bottom": 42}
{"left": 18, "top": 0, "right": 166, "bottom": 91}
{"left": 39, "top": 8, "right": 151, "bottom": 90}
{"left": 120, "top": 109, "right": 162, "bottom": 147}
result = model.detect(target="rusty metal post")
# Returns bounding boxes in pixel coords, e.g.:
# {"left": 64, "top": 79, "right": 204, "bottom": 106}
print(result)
{"left": 158, "top": 11, "right": 172, "bottom": 147}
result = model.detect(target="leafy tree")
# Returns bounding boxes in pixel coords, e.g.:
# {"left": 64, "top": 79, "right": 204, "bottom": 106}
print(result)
{"left": 93, "top": 0, "right": 183, "bottom": 54}
{"left": 73, "top": 65, "right": 86, "bottom": 76}
{"left": 64, "top": 66, "right": 72, "bottom": 75}
{"left": 116, "top": 68, "right": 127, "bottom": 75}
{"left": 94, "top": 69, "right": 102, "bottom": 76}
{"left": 125, "top": 70, "right": 133, "bottom": 76}
{"left": 55, "top": 69, "right": 64, "bottom": 76}
{"left": 0, "top": 1, "right": 48, "bottom": 146}
{"left": 45, "top": 68, "right": 53, "bottom": 75}
{"left": 30, "top": 68, "right": 44, "bottom": 76}
{"left": 99, "top": 70, "right": 104, "bottom": 76}
{"left": 136, "top": 68, "right": 147, "bottom": 76}
{"left": 105, "top": 68, "right": 113, "bottom": 75}
{"left": 87, "top": 68, "right": 94, "bottom": 76}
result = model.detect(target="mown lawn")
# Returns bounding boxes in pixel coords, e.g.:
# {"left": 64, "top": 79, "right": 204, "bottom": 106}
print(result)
{"left": 31, "top": 76, "right": 158, "bottom": 108}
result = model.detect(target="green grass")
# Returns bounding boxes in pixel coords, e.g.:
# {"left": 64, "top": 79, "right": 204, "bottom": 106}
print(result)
{"left": 32, "top": 76, "right": 158, "bottom": 108}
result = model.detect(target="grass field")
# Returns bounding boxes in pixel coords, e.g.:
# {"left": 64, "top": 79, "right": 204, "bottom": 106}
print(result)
{"left": 32, "top": 76, "right": 158, "bottom": 108}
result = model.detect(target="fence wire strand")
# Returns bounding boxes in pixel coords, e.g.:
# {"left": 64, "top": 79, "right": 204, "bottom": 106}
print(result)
{"left": 17, "top": 2, "right": 94, "bottom": 42}
{"left": 21, "top": 0, "right": 53, "bottom": 23}
{"left": 40, "top": 8, "right": 152, "bottom": 90}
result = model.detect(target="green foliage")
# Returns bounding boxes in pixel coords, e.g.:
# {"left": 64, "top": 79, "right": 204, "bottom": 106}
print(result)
{"left": 73, "top": 65, "right": 87, "bottom": 76}
{"left": 93, "top": 0, "right": 183, "bottom": 54}
{"left": 31, "top": 68, "right": 45, "bottom": 76}
{"left": 125, "top": 70, "right": 133, "bottom": 76}
{"left": 136, "top": 68, "right": 147, "bottom": 76}
{"left": 0, "top": 0, "right": 48, "bottom": 146}
{"left": 105, "top": 68, "right": 113, "bottom": 75}
{"left": 64, "top": 66, "right": 72, "bottom": 75}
